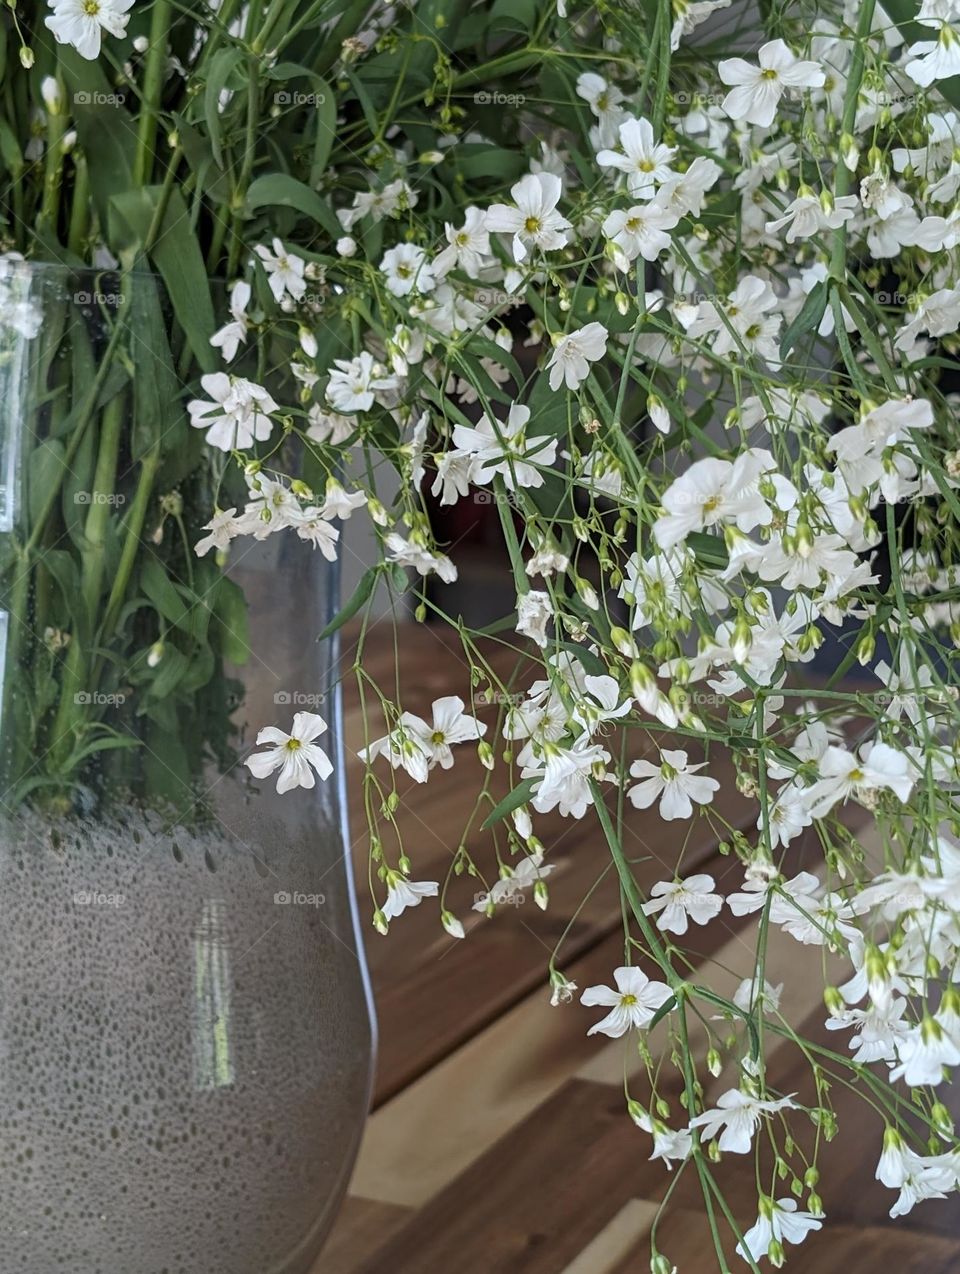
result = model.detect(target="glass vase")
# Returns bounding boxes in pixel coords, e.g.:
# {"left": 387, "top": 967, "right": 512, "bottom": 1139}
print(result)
{"left": 0, "top": 259, "right": 375, "bottom": 1273}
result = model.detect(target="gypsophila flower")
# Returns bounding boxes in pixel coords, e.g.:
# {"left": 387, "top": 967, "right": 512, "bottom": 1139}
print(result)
{"left": 245, "top": 712, "right": 333, "bottom": 793}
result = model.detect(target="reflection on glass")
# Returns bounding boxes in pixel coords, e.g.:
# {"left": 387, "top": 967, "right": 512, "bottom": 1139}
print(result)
{"left": 193, "top": 897, "right": 235, "bottom": 1089}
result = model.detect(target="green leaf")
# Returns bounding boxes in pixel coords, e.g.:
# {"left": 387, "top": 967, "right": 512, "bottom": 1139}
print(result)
{"left": 141, "top": 556, "right": 191, "bottom": 629}
{"left": 129, "top": 270, "right": 185, "bottom": 459}
{"left": 487, "top": 0, "right": 537, "bottom": 33}
{"left": 780, "top": 280, "right": 827, "bottom": 360}
{"left": 245, "top": 173, "right": 340, "bottom": 238}
{"left": 688, "top": 531, "right": 729, "bottom": 570}
{"left": 647, "top": 994, "right": 677, "bottom": 1030}
{"left": 56, "top": 48, "right": 135, "bottom": 223}
{"left": 214, "top": 577, "right": 251, "bottom": 664}
{"left": 29, "top": 440, "right": 67, "bottom": 528}
{"left": 147, "top": 645, "right": 190, "bottom": 699}
{"left": 109, "top": 187, "right": 218, "bottom": 374}
{"left": 317, "top": 565, "right": 378, "bottom": 640}
{"left": 481, "top": 778, "right": 537, "bottom": 830}
{"left": 204, "top": 47, "right": 245, "bottom": 168}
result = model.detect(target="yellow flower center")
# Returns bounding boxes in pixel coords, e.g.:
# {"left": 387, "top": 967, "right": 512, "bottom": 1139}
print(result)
{"left": 524, "top": 215, "right": 542, "bottom": 234}
{"left": 285, "top": 738, "right": 303, "bottom": 752}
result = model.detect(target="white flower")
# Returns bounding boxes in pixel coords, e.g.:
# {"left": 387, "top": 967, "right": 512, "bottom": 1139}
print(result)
{"left": 736, "top": 1197, "right": 822, "bottom": 1263}
{"left": 452, "top": 403, "right": 557, "bottom": 490}
{"left": 733, "top": 977, "right": 783, "bottom": 1013}
{"left": 688, "top": 275, "right": 782, "bottom": 365}
{"left": 434, "top": 206, "right": 491, "bottom": 277}
{"left": 336, "top": 235, "right": 357, "bottom": 257}
{"left": 576, "top": 72, "right": 626, "bottom": 143}
{"left": 547, "top": 322, "right": 608, "bottom": 390}
{"left": 326, "top": 351, "right": 396, "bottom": 414}
{"left": 641, "top": 873, "right": 723, "bottom": 934}
{"left": 628, "top": 749, "right": 719, "bottom": 821}
{"left": 906, "top": 24, "right": 960, "bottom": 85}
{"left": 580, "top": 966, "right": 673, "bottom": 1037}
{"left": 245, "top": 712, "right": 333, "bottom": 793}
{"left": 654, "top": 449, "right": 783, "bottom": 549}
{"left": 473, "top": 851, "right": 555, "bottom": 911}
{"left": 254, "top": 238, "right": 307, "bottom": 303}
{"left": 419, "top": 696, "right": 486, "bottom": 769}
{"left": 806, "top": 741, "right": 914, "bottom": 817}
{"left": 602, "top": 201, "right": 679, "bottom": 263}
{"left": 718, "top": 39, "right": 825, "bottom": 127}
{"left": 522, "top": 734, "right": 611, "bottom": 818}
{"left": 484, "top": 172, "right": 572, "bottom": 263}
{"left": 307, "top": 406, "right": 357, "bottom": 445}
{"left": 889, "top": 1015, "right": 960, "bottom": 1086}
{"left": 631, "top": 1108, "right": 693, "bottom": 1168}
{"left": 597, "top": 116, "right": 677, "bottom": 197}
{"left": 765, "top": 191, "right": 859, "bottom": 242}
{"left": 688, "top": 1088, "right": 797, "bottom": 1155}
{"left": 187, "top": 373, "right": 277, "bottom": 452}
{"left": 517, "top": 590, "right": 554, "bottom": 648}
{"left": 381, "top": 242, "right": 436, "bottom": 296}
{"left": 210, "top": 281, "right": 251, "bottom": 363}
{"left": 360, "top": 715, "right": 433, "bottom": 783}
{"left": 382, "top": 872, "right": 439, "bottom": 920}
{"left": 876, "top": 1130, "right": 959, "bottom": 1217}
{"left": 384, "top": 532, "right": 458, "bottom": 582}
{"left": 195, "top": 508, "right": 241, "bottom": 558}
{"left": 45, "top": 0, "right": 134, "bottom": 59}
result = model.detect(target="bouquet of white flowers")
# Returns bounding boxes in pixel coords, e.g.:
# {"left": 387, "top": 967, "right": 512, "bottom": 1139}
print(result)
{"left": 5, "top": 0, "right": 960, "bottom": 1265}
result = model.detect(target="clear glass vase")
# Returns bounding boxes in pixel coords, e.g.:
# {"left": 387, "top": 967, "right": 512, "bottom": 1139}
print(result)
{"left": 0, "top": 260, "right": 375, "bottom": 1273}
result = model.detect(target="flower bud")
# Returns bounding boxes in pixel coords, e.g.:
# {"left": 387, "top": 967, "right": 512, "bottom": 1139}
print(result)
{"left": 441, "top": 910, "right": 465, "bottom": 940}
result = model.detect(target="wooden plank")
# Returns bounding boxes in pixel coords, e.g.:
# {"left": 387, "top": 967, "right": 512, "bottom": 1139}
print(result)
{"left": 311, "top": 1197, "right": 410, "bottom": 1274}
{"left": 348, "top": 928, "right": 627, "bottom": 1208}
{"left": 558, "top": 1199, "right": 659, "bottom": 1274}
{"left": 347, "top": 1079, "right": 656, "bottom": 1274}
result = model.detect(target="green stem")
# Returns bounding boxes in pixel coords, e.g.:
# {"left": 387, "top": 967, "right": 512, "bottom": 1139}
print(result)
{"left": 66, "top": 153, "right": 90, "bottom": 257}
{"left": 134, "top": 0, "right": 173, "bottom": 187}
{"left": 99, "top": 447, "right": 162, "bottom": 643}
{"left": 48, "top": 392, "right": 127, "bottom": 773}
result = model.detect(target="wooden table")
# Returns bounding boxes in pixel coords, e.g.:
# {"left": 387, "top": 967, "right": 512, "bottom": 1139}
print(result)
{"left": 316, "top": 628, "right": 960, "bottom": 1274}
